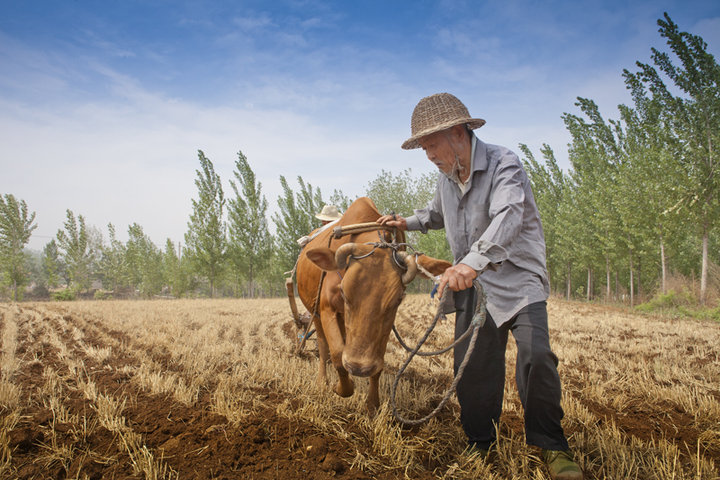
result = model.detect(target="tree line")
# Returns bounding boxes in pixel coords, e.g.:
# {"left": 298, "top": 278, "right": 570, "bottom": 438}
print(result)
{"left": 521, "top": 13, "right": 719, "bottom": 306}
{"left": 0, "top": 153, "right": 444, "bottom": 300}
{"left": 1, "top": 13, "right": 717, "bottom": 306}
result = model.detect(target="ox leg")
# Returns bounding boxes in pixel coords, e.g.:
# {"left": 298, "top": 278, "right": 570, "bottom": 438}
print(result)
{"left": 322, "top": 311, "right": 354, "bottom": 398}
{"left": 332, "top": 358, "right": 354, "bottom": 398}
{"left": 314, "top": 319, "right": 330, "bottom": 389}
{"left": 367, "top": 371, "right": 381, "bottom": 415}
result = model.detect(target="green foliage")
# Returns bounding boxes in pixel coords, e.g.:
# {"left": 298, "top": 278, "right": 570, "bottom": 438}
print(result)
{"left": 636, "top": 289, "right": 720, "bottom": 322}
{"left": 163, "top": 239, "right": 194, "bottom": 297}
{"left": 364, "top": 168, "right": 451, "bottom": 261}
{"left": 0, "top": 194, "right": 37, "bottom": 300}
{"left": 41, "top": 239, "right": 63, "bottom": 289}
{"left": 126, "top": 223, "right": 164, "bottom": 297}
{"left": 52, "top": 288, "right": 76, "bottom": 301}
{"left": 56, "top": 209, "right": 94, "bottom": 290}
{"left": 93, "top": 290, "right": 112, "bottom": 300}
{"left": 328, "top": 189, "right": 354, "bottom": 213}
{"left": 98, "top": 223, "right": 127, "bottom": 292}
{"left": 636, "top": 289, "right": 696, "bottom": 312}
{"left": 227, "top": 150, "right": 274, "bottom": 297}
{"left": 623, "top": 12, "right": 720, "bottom": 304}
{"left": 519, "top": 143, "right": 569, "bottom": 288}
{"left": 272, "top": 175, "right": 324, "bottom": 272}
{"left": 185, "top": 150, "right": 227, "bottom": 297}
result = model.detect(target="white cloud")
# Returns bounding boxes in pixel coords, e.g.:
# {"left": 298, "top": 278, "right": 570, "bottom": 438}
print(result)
{"left": 0, "top": 58, "right": 413, "bottom": 251}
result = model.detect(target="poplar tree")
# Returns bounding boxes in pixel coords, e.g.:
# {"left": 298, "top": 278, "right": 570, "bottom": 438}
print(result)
{"left": 185, "top": 150, "right": 227, "bottom": 297}
{"left": 563, "top": 100, "right": 621, "bottom": 301}
{"left": 272, "top": 175, "right": 324, "bottom": 271}
{"left": 519, "top": 143, "right": 568, "bottom": 291}
{"left": 227, "top": 150, "right": 273, "bottom": 297}
{"left": 41, "top": 239, "right": 62, "bottom": 289}
{"left": 162, "top": 239, "right": 192, "bottom": 297}
{"left": 125, "top": 223, "right": 163, "bottom": 297}
{"left": 99, "top": 223, "right": 127, "bottom": 293}
{"left": 56, "top": 209, "right": 92, "bottom": 291}
{"left": 624, "top": 12, "right": 720, "bottom": 303}
{"left": 0, "top": 194, "right": 37, "bottom": 300}
{"left": 328, "top": 189, "right": 353, "bottom": 213}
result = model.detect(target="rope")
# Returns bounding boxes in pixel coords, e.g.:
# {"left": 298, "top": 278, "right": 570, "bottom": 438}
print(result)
{"left": 390, "top": 279, "right": 487, "bottom": 426}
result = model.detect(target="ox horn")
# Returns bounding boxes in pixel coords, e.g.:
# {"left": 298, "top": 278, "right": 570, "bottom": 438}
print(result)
{"left": 335, "top": 243, "right": 357, "bottom": 270}
{"left": 397, "top": 251, "right": 418, "bottom": 285}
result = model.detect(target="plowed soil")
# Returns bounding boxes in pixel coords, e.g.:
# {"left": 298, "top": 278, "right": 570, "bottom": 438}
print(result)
{"left": 1, "top": 298, "right": 718, "bottom": 479}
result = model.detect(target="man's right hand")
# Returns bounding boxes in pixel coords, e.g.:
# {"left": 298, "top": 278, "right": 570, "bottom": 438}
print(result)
{"left": 376, "top": 214, "right": 407, "bottom": 231}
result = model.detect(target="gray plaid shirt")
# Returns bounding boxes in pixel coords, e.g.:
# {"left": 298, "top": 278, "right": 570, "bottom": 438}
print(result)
{"left": 405, "top": 135, "right": 550, "bottom": 326}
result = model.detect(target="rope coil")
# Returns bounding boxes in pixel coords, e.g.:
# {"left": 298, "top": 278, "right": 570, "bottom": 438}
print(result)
{"left": 391, "top": 279, "right": 486, "bottom": 426}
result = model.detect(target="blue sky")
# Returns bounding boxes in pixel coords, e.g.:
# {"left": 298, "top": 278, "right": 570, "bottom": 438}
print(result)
{"left": 1, "top": 1, "right": 719, "bottom": 251}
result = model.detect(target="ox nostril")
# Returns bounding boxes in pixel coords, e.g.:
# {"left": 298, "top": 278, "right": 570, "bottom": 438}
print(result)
{"left": 343, "top": 359, "right": 375, "bottom": 378}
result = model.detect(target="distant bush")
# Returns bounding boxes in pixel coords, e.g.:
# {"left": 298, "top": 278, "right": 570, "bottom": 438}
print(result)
{"left": 94, "top": 290, "right": 112, "bottom": 300}
{"left": 52, "top": 289, "right": 76, "bottom": 301}
{"left": 29, "top": 284, "right": 50, "bottom": 299}
{"left": 636, "top": 288, "right": 720, "bottom": 322}
{"left": 636, "top": 288, "right": 696, "bottom": 312}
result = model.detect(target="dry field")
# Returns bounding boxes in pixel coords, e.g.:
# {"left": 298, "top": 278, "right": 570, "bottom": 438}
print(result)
{"left": 0, "top": 295, "right": 718, "bottom": 479}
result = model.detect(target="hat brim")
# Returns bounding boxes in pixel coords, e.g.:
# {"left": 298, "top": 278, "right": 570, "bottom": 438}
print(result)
{"left": 401, "top": 118, "right": 486, "bottom": 150}
{"left": 315, "top": 214, "right": 341, "bottom": 221}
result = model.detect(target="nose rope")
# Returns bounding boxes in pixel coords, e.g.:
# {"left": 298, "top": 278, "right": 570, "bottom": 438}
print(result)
{"left": 346, "top": 230, "right": 414, "bottom": 271}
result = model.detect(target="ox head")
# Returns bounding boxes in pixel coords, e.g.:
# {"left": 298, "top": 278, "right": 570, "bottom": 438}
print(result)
{"left": 306, "top": 243, "right": 421, "bottom": 378}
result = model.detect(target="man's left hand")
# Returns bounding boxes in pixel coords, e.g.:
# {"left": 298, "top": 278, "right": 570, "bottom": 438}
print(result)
{"left": 437, "top": 263, "right": 477, "bottom": 298}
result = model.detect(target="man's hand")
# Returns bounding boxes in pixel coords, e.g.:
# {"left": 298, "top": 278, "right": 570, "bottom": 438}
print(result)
{"left": 376, "top": 213, "right": 407, "bottom": 231}
{"left": 437, "top": 263, "right": 477, "bottom": 298}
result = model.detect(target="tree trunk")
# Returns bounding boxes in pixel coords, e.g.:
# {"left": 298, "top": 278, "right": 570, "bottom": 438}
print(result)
{"left": 615, "top": 271, "right": 619, "bottom": 302}
{"left": 701, "top": 219, "right": 708, "bottom": 305}
{"left": 605, "top": 256, "right": 611, "bottom": 303}
{"left": 249, "top": 265, "right": 255, "bottom": 298}
{"left": 629, "top": 251, "right": 634, "bottom": 307}
{"left": 566, "top": 263, "right": 572, "bottom": 301}
{"left": 660, "top": 232, "right": 667, "bottom": 295}
{"left": 586, "top": 267, "right": 592, "bottom": 302}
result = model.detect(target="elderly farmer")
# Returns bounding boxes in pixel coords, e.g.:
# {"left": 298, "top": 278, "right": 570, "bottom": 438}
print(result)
{"left": 378, "top": 93, "right": 582, "bottom": 480}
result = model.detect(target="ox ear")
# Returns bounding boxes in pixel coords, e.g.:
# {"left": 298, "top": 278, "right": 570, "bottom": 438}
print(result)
{"left": 416, "top": 254, "right": 453, "bottom": 279}
{"left": 306, "top": 247, "right": 340, "bottom": 271}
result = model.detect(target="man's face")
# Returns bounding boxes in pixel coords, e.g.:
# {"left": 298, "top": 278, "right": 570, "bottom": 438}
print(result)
{"left": 418, "top": 130, "right": 456, "bottom": 175}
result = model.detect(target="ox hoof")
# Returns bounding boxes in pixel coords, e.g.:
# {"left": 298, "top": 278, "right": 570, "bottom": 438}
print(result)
{"left": 334, "top": 380, "right": 354, "bottom": 398}
{"left": 365, "top": 401, "right": 379, "bottom": 416}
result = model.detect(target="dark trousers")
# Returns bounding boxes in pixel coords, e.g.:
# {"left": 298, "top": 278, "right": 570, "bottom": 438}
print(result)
{"left": 453, "top": 288, "right": 569, "bottom": 451}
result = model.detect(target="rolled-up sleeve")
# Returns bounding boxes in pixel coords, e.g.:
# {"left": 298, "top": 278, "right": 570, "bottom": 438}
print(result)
{"left": 405, "top": 184, "right": 445, "bottom": 233}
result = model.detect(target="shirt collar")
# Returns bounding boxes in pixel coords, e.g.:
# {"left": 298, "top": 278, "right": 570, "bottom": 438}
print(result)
{"left": 453, "top": 135, "right": 479, "bottom": 195}
{"left": 472, "top": 134, "right": 488, "bottom": 172}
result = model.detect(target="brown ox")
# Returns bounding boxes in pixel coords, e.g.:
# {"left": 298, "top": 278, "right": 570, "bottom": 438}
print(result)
{"left": 296, "top": 197, "right": 450, "bottom": 412}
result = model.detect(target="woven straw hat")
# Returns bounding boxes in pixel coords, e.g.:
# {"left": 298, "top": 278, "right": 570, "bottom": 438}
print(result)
{"left": 315, "top": 205, "right": 342, "bottom": 221}
{"left": 401, "top": 93, "right": 485, "bottom": 150}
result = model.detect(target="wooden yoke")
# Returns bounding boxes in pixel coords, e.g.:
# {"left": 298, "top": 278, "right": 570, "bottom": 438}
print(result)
{"left": 332, "top": 222, "right": 396, "bottom": 239}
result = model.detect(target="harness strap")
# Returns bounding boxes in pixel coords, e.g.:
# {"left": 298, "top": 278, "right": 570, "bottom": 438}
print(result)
{"left": 291, "top": 221, "right": 404, "bottom": 355}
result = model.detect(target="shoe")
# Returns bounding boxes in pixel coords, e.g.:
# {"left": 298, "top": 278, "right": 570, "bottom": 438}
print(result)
{"left": 542, "top": 450, "right": 583, "bottom": 480}
{"left": 464, "top": 444, "right": 489, "bottom": 460}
